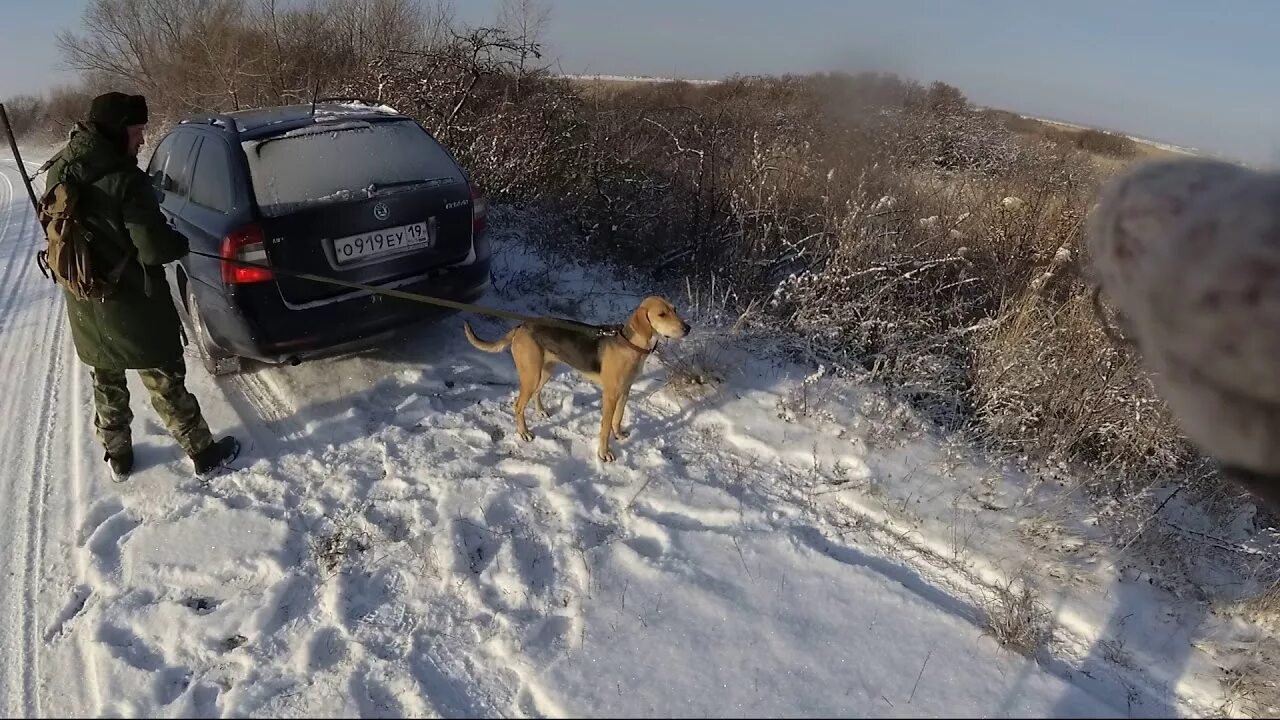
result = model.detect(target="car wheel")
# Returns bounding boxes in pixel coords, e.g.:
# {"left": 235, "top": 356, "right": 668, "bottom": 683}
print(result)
{"left": 186, "top": 285, "right": 242, "bottom": 377}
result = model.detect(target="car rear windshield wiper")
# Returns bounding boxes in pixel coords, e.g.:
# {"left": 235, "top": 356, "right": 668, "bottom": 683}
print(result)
{"left": 367, "top": 177, "right": 455, "bottom": 194}
{"left": 250, "top": 122, "right": 375, "bottom": 155}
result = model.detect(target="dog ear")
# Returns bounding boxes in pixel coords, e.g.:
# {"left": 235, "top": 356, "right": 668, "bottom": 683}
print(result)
{"left": 632, "top": 302, "right": 654, "bottom": 334}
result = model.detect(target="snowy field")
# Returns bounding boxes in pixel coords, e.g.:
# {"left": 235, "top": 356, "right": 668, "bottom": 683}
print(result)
{"left": 0, "top": 153, "right": 1266, "bottom": 718}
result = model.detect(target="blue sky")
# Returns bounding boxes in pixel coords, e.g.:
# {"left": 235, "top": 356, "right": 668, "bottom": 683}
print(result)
{"left": 3, "top": 0, "right": 1276, "bottom": 162}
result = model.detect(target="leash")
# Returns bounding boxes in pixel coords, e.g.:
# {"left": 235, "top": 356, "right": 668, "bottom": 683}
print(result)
{"left": 185, "top": 248, "right": 616, "bottom": 336}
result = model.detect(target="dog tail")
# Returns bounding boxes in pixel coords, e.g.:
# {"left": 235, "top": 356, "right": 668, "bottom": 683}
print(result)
{"left": 464, "top": 322, "right": 516, "bottom": 353}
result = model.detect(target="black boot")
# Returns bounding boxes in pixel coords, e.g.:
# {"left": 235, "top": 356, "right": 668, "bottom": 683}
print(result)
{"left": 105, "top": 449, "right": 134, "bottom": 483}
{"left": 192, "top": 436, "right": 240, "bottom": 479}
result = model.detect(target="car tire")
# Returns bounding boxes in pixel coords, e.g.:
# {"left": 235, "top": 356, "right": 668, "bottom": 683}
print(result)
{"left": 186, "top": 285, "right": 242, "bottom": 377}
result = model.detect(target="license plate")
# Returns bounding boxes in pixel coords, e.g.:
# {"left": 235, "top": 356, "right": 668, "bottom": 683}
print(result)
{"left": 331, "top": 221, "right": 432, "bottom": 265}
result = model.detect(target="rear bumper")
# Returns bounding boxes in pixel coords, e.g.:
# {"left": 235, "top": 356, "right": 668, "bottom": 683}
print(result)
{"left": 203, "top": 258, "right": 491, "bottom": 364}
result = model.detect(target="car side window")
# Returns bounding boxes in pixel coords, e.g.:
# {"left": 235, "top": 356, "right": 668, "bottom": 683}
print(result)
{"left": 189, "top": 141, "right": 234, "bottom": 214}
{"left": 146, "top": 134, "right": 175, "bottom": 189}
{"left": 163, "top": 133, "right": 199, "bottom": 198}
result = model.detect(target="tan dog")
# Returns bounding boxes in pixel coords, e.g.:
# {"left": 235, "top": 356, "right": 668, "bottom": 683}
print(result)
{"left": 464, "top": 296, "right": 690, "bottom": 462}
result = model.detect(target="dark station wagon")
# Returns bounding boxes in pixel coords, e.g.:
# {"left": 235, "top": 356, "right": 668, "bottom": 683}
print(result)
{"left": 147, "top": 99, "right": 491, "bottom": 374}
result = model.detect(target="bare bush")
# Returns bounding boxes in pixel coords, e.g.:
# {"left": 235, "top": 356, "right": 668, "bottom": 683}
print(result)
{"left": 978, "top": 581, "right": 1053, "bottom": 655}
{"left": 42, "top": 85, "right": 98, "bottom": 135}
{"left": 893, "top": 83, "right": 1025, "bottom": 174}
{"left": 2, "top": 85, "right": 102, "bottom": 143}
{"left": 0, "top": 95, "right": 45, "bottom": 138}
{"left": 1073, "top": 128, "right": 1139, "bottom": 158}
{"left": 987, "top": 109, "right": 1044, "bottom": 135}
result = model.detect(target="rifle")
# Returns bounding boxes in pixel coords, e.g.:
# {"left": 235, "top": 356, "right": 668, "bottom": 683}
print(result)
{"left": 0, "top": 102, "right": 42, "bottom": 215}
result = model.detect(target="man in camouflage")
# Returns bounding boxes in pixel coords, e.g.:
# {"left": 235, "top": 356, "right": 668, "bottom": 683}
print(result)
{"left": 44, "top": 92, "right": 238, "bottom": 480}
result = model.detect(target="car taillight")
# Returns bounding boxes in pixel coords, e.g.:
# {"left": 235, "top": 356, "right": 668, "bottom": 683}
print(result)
{"left": 221, "top": 224, "right": 273, "bottom": 284}
{"left": 471, "top": 184, "right": 488, "bottom": 238}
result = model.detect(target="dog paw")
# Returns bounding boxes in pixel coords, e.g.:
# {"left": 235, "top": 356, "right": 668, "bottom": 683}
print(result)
{"left": 519, "top": 430, "right": 535, "bottom": 442}
{"left": 597, "top": 449, "right": 616, "bottom": 463}
{"left": 612, "top": 428, "right": 631, "bottom": 442}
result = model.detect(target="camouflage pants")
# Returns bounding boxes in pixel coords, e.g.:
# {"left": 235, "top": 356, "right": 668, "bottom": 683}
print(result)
{"left": 90, "top": 362, "right": 214, "bottom": 458}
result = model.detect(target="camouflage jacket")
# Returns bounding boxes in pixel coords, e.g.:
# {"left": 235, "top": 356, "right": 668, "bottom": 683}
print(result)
{"left": 45, "top": 123, "right": 189, "bottom": 370}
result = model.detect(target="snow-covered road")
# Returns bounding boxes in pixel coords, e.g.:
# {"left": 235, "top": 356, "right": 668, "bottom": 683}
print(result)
{"left": 0, "top": 157, "right": 99, "bottom": 717}
{"left": 0, "top": 157, "right": 1221, "bottom": 717}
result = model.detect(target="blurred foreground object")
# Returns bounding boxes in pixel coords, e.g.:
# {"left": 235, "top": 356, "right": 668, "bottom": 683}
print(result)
{"left": 1087, "top": 158, "right": 1280, "bottom": 507}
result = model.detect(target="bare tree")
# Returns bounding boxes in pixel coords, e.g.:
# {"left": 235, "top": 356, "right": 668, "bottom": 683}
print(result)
{"left": 421, "top": 0, "right": 456, "bottom": 50}
{"left": 332, "top": 0, "right": 424, "bottom": 61}
{"left": 497, "top": 0, "right": 551, "bottom": 78}
{"left": 55, "top": 0, "right": 451, "bottom": 118}
{"left": 56, "top": 0, "right": 253, "bottom": 114}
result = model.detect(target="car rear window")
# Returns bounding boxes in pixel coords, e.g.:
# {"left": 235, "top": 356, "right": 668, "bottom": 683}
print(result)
{"left": 241, "top": 119, "right": 464, "bottom": 217}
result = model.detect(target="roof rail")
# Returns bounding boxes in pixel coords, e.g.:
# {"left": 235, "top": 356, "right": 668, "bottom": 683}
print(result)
{"left": 178, "top": 113, "right": 241, "bottom": 134}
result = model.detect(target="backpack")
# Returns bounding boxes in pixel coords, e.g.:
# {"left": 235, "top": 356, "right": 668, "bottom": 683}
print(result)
{"left": 35, "top": 171, "right": 133, "bottom": 302}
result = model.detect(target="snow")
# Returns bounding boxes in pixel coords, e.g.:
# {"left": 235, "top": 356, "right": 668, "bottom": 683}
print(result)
{"left": 327, "top": 101, "right": 402, "bottom": 116}
{"left": 0, "top": 155, "right": 1266, "bottom": 718}
{"left": 279, "top": 120, "right": 376, "bottom": 138}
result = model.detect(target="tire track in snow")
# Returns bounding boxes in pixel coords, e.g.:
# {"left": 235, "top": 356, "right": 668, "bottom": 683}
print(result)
{"left": 0, "top": 167, "right": 16, "bottom": 248}
{"left": 21, "top": 300, "right": 64, "bottom": 717}
{"left": 0, "top": 163, "right": 52, "bottom": 422}
{"left": 0, "top": 166, "right": 16, "bottom": 715}
{"left": 0, "top": 166, "right": 22, "bottom": 339}
{"left": 0, "top": 161, "right": 28, "bottom": 716}
{"left": 0, "top": 166, "right": 44, "bottom": 472}
{"left": 68, "top": 358, "right": 100, "bottom": 713}
{"left": 0, "top": 161, "right": 65, "bottom": 717}
{"left": 0, "top": 163, "right": 35, "bottom": 318}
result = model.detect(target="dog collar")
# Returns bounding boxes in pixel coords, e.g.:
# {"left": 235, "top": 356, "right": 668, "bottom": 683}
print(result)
{"left": 618, "top": 327, "right": 655, "bottom": 355}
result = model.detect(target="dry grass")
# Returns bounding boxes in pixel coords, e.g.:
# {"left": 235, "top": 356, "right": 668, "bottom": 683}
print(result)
{"left": 972, "top": 287, "right": 1192, "bottom": 494}
{"left": 1219, "top": 654, "right": 1280, "bottom": 718}
{"left": 1235, "top": 583, "right": 1280, "bottom": 627}
{"left": 655, "top": 341, "right": 726, "bottom": 401}
{"left": 978, "top": 580, "right": 1053, "bottom": 655}
{"left": 311, "top": 514, "right": 374, "bottom": 574}
{"left": 653, "top": 278, "right": 752, "bottom": 398}
{"left": 1216, "top": 587, "right": 1280, "bottom": 717}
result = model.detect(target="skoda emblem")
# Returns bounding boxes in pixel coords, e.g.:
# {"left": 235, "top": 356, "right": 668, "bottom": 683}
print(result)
{"left": 373, "top": 202, "right": 390, "bottom": 221}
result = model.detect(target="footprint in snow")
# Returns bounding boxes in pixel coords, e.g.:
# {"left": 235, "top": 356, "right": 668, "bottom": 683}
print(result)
{"left": 86, "top": 508, "right": 142, "bottom": 580}
{"left": 306, "top": 626, "right": 349, "bottom": 673}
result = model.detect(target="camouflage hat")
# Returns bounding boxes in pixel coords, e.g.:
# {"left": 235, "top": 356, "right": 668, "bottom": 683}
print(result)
{"left": 88, "top": 92, "right": 148, "bottom": 128}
